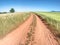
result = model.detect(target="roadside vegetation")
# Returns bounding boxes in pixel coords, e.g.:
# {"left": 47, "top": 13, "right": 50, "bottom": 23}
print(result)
{"left": 0, "top": 12, "right": 30, "bottom": 38}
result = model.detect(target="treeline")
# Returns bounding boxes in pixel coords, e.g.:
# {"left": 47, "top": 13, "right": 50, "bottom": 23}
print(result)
{"left": 0, "top": 8, "right": 15, "bottom": 14}
{"left": 51, "top": 11, "right": 60, "bottom": 12}
{"left": 0, "top": 12, "right": 7, "bottom": 14}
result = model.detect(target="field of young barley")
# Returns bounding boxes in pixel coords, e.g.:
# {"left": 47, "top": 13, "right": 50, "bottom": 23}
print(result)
{"left": 0, "top": 12, "right": 30, "bottom": 38}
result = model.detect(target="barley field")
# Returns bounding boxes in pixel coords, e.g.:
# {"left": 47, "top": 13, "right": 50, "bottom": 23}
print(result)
{"left": 0, "top": 12, "right": 30, "bottom": 38}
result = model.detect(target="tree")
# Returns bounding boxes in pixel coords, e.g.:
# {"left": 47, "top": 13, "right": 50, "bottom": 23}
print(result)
{"left": 10, "top": 8, "right": 15, "bottom": 13}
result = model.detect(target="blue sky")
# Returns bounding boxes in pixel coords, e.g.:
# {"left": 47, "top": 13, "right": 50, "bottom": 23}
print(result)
{"left": 0, "top": 0, "right": 60, "bottom": 12}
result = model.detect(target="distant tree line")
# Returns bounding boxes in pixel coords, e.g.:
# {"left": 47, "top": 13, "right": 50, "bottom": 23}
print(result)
{"left": 0, "top": 8, "right": 15, "bottom": 14}
{"left": 51, "top": 11, "right": 60, "bottom": 12}
{"left": 0, "top": 12, "right": 7, "bottom": 14}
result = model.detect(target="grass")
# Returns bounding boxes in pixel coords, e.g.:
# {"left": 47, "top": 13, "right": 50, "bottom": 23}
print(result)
{"left": 37, "top": 12, "right": 60, "bottom": 21}
{"left": 0, "top": 12, "right": 30, "bottom": 38}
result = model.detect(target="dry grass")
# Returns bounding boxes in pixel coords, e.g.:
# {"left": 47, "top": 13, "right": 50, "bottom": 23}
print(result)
{"left": 0, "top": 12, "right": 30, "bottom": 38}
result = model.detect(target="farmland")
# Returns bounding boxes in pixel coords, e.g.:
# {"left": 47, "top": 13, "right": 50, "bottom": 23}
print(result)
{"left": 36, "top": 12, "right": 60, "bottom": 36}
{"left": 0, "top": 12, "right": 30, "bottom": 38}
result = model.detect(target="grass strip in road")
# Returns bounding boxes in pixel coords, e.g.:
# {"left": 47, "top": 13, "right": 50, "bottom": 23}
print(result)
{"left": 25, "top": 14, "right": 36, "bottom": 45}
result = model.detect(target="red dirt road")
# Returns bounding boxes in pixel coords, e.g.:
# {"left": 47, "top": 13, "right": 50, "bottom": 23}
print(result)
{"left": 0, "top": 13, "right": 59, "bottom": 45}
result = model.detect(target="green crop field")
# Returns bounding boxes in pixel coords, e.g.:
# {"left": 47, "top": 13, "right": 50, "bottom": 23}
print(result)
{"left": 0, "top": 12, "right": 30, "bottom": 38}
{"left": 37, "top": 12, "right": 60, "bottom": 21}
{"left": 36, "top": 12, "right": 60, "bottom": 34}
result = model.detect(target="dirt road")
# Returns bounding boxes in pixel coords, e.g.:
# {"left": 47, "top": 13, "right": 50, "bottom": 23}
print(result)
{"left": 0, "top": 13, "right": 59, "bottom": 45}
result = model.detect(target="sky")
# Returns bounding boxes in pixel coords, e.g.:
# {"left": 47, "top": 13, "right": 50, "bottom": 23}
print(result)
{"left": 0, "top": 0, "right": 60, "bottom": 12}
